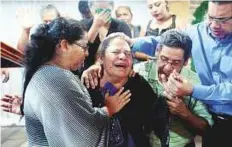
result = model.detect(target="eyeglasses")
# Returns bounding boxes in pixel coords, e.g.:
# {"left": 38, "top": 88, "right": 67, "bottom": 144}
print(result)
{"left": 207, "top": 14, "right": 232, "bottom": 25}
{"left": 74, "top": 42, "right": 89, "bottom": 52}
{"left": 159, "top": 55, "right": 182, "bottom": 67}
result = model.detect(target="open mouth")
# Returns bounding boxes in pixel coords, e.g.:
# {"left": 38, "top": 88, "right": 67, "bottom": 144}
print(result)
{"left": 114, "top": 63, "right": 128, "bottom": 69}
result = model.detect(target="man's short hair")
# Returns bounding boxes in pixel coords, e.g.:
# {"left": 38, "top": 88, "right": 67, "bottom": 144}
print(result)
{"left": 159, "top": 29, "right": 192, "bottom": 61}
{"left": 209, "top": 0, "right": 232, "bottom": 4}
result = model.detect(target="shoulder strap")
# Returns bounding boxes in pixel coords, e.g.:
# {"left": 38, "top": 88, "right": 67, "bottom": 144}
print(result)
{"left": 171, "top": 15, "right": 176, "bottom": 28}
{"left": 146, "top": 20, "right": 153, "bottom": 31}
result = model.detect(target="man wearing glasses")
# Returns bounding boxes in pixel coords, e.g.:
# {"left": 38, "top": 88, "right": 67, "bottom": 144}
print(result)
{"left": 133, "top": 29, "right": 213, "bottom": 147}
{"left": 132, "top": 1, "right": 232, "bottom": 147}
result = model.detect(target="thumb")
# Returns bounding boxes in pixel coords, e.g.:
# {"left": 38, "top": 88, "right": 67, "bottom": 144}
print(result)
{"left": 104, "top": 91, "right": 110, "bottom": 99}
{"left": 160, "top": 74, "right": 167, "bottom": 83}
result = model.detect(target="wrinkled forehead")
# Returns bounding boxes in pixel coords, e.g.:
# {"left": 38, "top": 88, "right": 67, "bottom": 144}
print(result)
{"left": 158, "top": 45, "right": 184, "bottom": 60}
{"left": 106, "top": 38, "right": 131, "bottom": 51}
{"left": 147, "top": 0, "right": 165, "bottom": 4}
{"left": 208, "top": 2, "right": 232, "bottom": 17}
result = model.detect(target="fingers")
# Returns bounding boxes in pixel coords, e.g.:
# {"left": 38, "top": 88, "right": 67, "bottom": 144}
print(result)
{"left": 119, "top": 97, "right": 131, "bottom": 108}
{"left": 1, "top": 95, "right": 13, "bottom": 103}
{"left": 163, "top": 91, "right": 174, "bottom": 100}
{"left": 88, "top": 73, "right": 96, "bottom": 89}
{"left": 114, "top": 87, "right": 125, "bottom": 97}
{"left": 81, "top": 74, "right": 90, "bottom": 88}
{"left": 129, "top": 69, "right": 136, "bottom": 77}
{"left": 1, "top": 103, "right": 12, "bottom": 113}
{"left": 119, "top": 90, "right": 131, "bottom": 100}
{"left": 81, "top": 72, "right": 96, "bottom": 89}
{"left": 117, "top": 90, "right": 131, "bottom": 109}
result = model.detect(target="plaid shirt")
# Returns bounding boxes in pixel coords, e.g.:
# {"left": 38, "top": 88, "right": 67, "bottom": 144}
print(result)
{"left": 134, "top": 60, "right": 213, "bottom": 147}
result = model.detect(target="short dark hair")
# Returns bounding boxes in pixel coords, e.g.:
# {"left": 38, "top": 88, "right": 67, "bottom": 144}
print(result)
{"left": 209, "top": 0, "right": 232, "bottom": 4}
{"left": 158, "top": 29, "right": 192, "bottom": 61}
{"left": 40, "top": 4, "right": 61, "bottom": 18}
{"left": 78, "top": 0, "right": 92, "bottom": 19}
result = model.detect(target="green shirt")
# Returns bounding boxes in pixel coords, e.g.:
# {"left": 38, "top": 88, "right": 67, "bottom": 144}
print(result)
{"left": 134, "top": 60, "right": 213, "bottom": 147}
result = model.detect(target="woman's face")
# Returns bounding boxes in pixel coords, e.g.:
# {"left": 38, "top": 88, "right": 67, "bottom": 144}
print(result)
{"left": 68, "top": 32, "right": 89, "bottom": 71}
{"left": 116, "top": 7, "right": 132, "bottom": 25}
{"left": 101, "top": 38, "right": 133, "bottom": 79}
{"left": 147, "top": 0, "right": 169, "bottom": 20}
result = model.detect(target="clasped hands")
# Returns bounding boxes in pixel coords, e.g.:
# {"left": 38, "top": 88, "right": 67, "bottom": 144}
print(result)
{"left": 161, "top": 70, "right": 193, "bottom": 117}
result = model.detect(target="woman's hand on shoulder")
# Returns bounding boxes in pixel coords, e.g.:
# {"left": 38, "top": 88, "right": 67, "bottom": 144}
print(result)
{"left": 81, "top": 64, "right": 102, "bottom": 89}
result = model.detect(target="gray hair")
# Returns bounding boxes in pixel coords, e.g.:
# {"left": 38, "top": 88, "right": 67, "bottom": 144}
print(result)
{"left": 97, "top": 33, "right": 131, "bottom": 58}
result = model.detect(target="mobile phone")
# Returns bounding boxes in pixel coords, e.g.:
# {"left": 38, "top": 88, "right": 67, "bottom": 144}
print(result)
{"left": 101, "top": 82, "right": 118, "bottom": 96}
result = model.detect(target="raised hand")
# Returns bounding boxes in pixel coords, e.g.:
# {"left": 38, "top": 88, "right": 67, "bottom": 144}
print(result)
{"left": 1, "top": 94, "right": 22, "bottom": 115}
{"left": 16, "top": 8, "right": 34, "bottom": 30}
{"left": 93, "top": 9, "right": 111, "bottom": 28}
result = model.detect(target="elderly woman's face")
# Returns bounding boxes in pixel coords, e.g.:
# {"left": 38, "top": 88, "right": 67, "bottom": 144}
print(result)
{"left": 102, "top": 38, "right": 133, "bottom": 78}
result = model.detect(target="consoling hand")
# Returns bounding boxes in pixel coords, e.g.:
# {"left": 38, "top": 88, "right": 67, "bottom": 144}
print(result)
{"left": 1, "top": 94, "right": 22, "bottom": 115}
{"left": 104, "top": 87, "right": 131, "bottom": 116}
{"left": 81, "top": 64, "right": 102, "bottom": 89}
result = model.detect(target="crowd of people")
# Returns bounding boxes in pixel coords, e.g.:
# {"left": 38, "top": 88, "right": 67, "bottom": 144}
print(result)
{"left": 1, "top": 0, "right": 232, "bottom": 147}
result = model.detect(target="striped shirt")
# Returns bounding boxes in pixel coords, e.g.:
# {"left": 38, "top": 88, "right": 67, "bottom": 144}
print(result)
{"left": 24, "top": 65, "right": 110, "bottom": 147}
{"left": 134, "top": 60, "right": 213, "bottom": 147}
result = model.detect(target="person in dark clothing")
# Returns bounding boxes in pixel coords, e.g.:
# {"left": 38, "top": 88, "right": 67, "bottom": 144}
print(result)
{"left": 81, "top": 0, "right": 131, "bottom": 71}
{"left": 84, "top": 33, "right": 169, "bottom": 147}
{"left": 78, "top": 0, "right": 92, "bottom": 19}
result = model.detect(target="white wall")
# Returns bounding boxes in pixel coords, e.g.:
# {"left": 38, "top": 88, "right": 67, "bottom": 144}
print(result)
{"left": 1, "top": 0, "right": 151, "bottom": 48}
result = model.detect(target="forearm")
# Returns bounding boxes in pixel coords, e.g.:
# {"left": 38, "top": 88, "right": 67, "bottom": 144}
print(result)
{"left": 179, "top": 110, "right": 209, "bottom": 136}
{"left": 193, "top": 83, "right": 232, "bottom": 104}
{"left": 17, "top": 28, "right": 30, "bottom": 52}
{"left": 88, "top": 25, "right": 99, "bottom": 43}
{"left": 134, "top": 52, "right": 151, "bottom": 61}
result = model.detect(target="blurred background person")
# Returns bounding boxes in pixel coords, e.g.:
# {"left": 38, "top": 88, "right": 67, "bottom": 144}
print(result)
{"left": 81, "top": 0, "right": 131, "bottom": 71}
{"left": 78, "top": 0, "right": 93, "bottom": 20}
{"left": 17, "top": 4, "right": 60, "bottom": 52}
{"left": 132, "top": 0, "right": 188, "bottom": 63}
{"left": 146, "top": 0, "right": 186, "bottom": 36}
{"left": 115, "top": 5, "right": 145, "bottom": 38}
